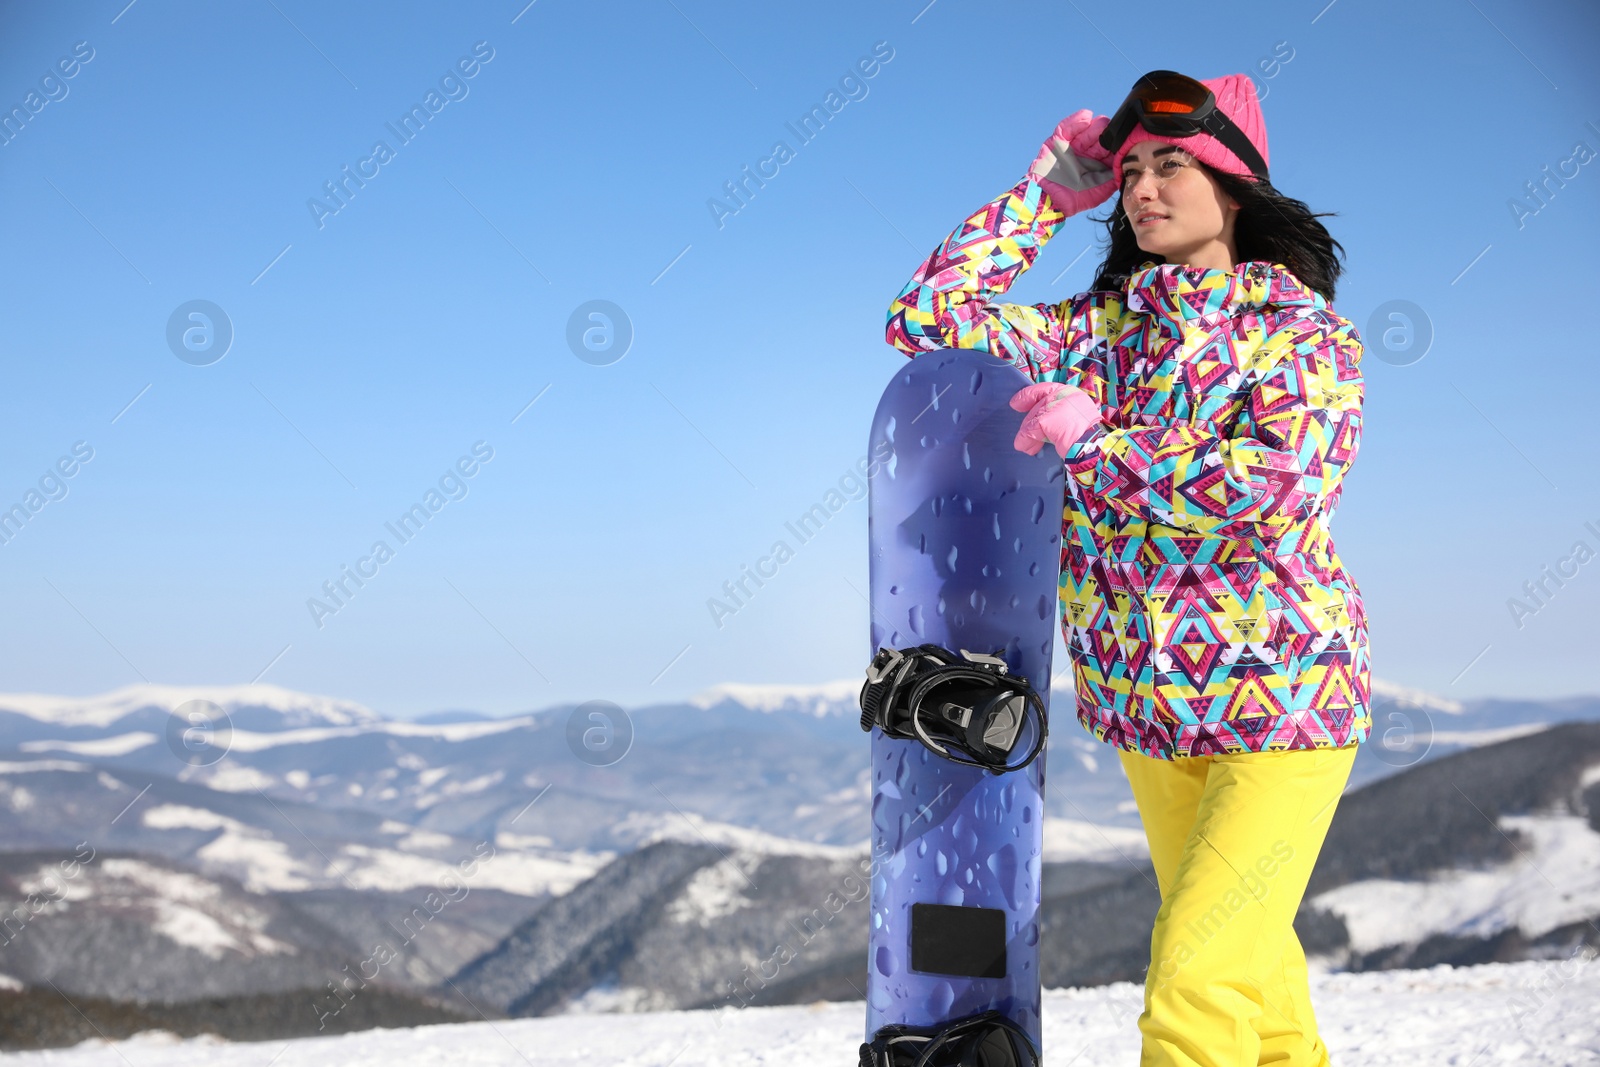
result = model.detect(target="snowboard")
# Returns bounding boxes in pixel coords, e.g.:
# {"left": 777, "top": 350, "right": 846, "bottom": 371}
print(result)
{"left": 863, "top": 347, "right": 1067, "bottom": 1061}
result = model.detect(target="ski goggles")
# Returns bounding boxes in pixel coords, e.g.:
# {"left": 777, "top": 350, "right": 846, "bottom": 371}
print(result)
{"left": 1098, "top": 69, "right": 1270, "bottom": 182}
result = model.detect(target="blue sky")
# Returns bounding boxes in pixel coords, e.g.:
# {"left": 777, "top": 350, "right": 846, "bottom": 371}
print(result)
{"left": 0, "top": 0, "right": 1596, "bottom": 717}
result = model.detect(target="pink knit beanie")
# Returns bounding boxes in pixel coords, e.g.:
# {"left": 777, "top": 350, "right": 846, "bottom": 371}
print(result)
{"left": 1107, "top": 73, "right": 1269, "bottom": 186}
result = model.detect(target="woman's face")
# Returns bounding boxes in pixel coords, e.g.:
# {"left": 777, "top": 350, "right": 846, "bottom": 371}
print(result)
{"left": 1119, "top": 139, "right": 1241, "bottom": 268}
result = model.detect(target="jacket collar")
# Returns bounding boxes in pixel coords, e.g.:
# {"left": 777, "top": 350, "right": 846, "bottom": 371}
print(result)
{"left": 1123, "top": 259, "right": 1325, "bottom": 327}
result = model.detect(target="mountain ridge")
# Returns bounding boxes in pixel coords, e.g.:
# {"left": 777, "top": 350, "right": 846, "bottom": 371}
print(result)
{"left": 6, "top": 673, "right": 1564, "bottom": 730}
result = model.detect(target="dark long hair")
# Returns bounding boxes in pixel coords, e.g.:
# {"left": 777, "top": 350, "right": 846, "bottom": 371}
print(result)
{"left": 1086, "top": 164, "right": 1347, "bottom": 304}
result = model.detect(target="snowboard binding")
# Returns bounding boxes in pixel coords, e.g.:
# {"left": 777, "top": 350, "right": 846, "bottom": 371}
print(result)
{"left": 859, "top": 1010, "right": 1040, "bottom": 1067}
{"left": 859, "top": 644, "right": 1048, "bottom": 774}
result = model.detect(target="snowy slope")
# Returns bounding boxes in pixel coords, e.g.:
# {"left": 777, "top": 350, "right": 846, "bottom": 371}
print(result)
{"left": 0, "top": 758, "right": 606, "bottom": 898}
{"left": 0, "top": 850, "right": 357, "bottom": 1002}
{"left": 1312, "top": 811, "right": 1600, "bottom": 955}
{"left": 8, "top": 957, "right": 1596, "bottom": 1066}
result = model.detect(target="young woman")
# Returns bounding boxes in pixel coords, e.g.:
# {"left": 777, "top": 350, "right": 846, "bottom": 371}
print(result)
{"left": 885, "top": 71, "right": 1368, "bottom": 1067}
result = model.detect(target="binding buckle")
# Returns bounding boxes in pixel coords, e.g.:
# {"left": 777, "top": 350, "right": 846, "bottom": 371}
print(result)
{"left": 866, "top": 646, "right": 907, "bottom": 685}
{"left": 859, "top": 643, "right": 1048, "bottom": 774}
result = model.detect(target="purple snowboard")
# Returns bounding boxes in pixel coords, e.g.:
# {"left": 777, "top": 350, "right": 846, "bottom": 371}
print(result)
{"left": 863, "top": 347, "right": 1066, "bottom": 1058}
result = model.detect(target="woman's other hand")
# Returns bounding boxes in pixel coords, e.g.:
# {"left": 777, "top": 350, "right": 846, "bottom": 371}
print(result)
{"left": 1010, "top": 381, "right": 1101, "bottom": 460}
{"left": 1027, "top": 109, "right": 1116, "bottom": 216}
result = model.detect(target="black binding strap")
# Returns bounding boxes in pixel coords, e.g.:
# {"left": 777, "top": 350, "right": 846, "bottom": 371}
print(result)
{"left": 859, "top": 1010, "right": 1039, "bottom": 1067}
{"left": 859, "top": 644, "right": 1047, "bottom": 774}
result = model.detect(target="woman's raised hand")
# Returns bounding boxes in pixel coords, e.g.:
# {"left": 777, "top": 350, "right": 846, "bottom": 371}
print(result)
{"left": 1010, "top": 381, "right": 1101, "bottom": 460}
{"left": 1027, "top": 109, "right": 1117, "bottom": 216}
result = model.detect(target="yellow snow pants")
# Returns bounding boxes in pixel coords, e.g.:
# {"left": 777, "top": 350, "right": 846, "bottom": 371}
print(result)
{"left": 1116, "top": 743, "right": 1358, "bottom": 1067}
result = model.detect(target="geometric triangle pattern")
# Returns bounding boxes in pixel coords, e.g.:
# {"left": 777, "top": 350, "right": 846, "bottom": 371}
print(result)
{"left": 887, "top": 177, "right": 1372, "bottom": 761}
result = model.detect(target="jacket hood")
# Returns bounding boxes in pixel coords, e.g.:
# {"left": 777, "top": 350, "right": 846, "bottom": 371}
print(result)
{"left": 1124, "top": 259, "right": 1325, "bottom": 328}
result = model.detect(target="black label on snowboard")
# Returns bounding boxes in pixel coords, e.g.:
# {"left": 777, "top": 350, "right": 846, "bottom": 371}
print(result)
{"left": 909, "top": 903, "right": 1007, "bottom": 979}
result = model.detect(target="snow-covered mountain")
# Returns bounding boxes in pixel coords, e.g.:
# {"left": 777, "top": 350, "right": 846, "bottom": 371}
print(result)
{"left": 0, "top": 848, "right": 363, "bottom": 1001}
{"left": 0, "top": 756, "right": 606, "bottom": 899}
{"left": 430, "top": 721, "right": 1600, "bottom": 1023}
{"left": 1304, "top": 720, "right": 1600, "bottom": 970}
{"left": 0, "top": 683, "right": 381, "bottom": 731}
{"left": 687, "top": 678, "right": 862, "bottom": 716}
{"left": 2, "top": 682, "right": 878, "bottom": 856}
{"left": 2, "top": 677, "right": 1598, "bottom": 1046}
{"left": 6, "top": 675, "right": 1583, "bottom": 865}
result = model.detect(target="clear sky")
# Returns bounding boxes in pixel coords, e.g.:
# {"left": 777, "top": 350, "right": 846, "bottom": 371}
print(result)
{"left": 0, "top": 0, "right": 1596, "bottom": 717}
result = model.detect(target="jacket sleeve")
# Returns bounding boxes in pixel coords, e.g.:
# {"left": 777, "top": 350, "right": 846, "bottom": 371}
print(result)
{"left": 1061, "top": 308, "right": 1364, "bottom": 542}
{"left": 885, "top": 177, "right": 1073, "bottom": 382}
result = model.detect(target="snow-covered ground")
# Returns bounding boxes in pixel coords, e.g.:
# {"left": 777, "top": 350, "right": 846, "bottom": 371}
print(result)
{"left": 6, "top": 957, "right": 1596, "bottom": 1065}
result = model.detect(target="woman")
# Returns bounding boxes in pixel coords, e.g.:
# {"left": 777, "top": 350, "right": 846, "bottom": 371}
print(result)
{"left": 885, "top": 71, "right": 1368, "bottom": 1067}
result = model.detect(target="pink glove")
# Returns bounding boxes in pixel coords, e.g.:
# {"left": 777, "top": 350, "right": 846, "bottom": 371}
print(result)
{"left": 1026, "top": 109, "right": 1117, "bottom": 216}
{"left": 1010, "top": 382, "right": 1101, "bottom": 460}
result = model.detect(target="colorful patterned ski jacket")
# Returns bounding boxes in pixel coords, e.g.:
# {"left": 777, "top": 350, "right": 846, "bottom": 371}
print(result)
{"left": 885, "top": 176, "right": 1370, "bottom": 760}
